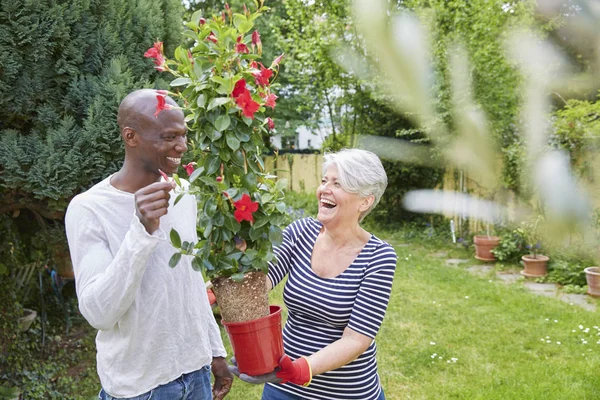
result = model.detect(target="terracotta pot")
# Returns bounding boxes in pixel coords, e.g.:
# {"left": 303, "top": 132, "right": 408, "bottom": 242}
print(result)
{"left": 18, "top": 308, "right": 37, "bottom": 333}
{"left": 584, "top": 267, "right": 600, "bottom": 297}
{"left": 473, "top": 235, "right": 500, "bottom": 261}
{"left": 212, "top": 271, "right": 269, "bottom": 323}
{"left": 520, "top": 254, "right": 549, "bottom": 278}
{"left": 223, "top": 305, "right": 284, "bottom": 375}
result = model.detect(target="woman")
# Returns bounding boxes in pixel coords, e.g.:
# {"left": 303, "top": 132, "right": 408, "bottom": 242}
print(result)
{"left": 234, "top": 149, "right": 397, "bottom": 400}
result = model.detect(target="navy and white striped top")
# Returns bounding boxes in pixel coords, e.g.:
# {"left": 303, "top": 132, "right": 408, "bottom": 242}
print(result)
{"left": 267, "top": 218, "right": 398, "bottom": 400}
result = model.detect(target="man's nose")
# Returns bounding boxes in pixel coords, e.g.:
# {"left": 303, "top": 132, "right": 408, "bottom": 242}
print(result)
{"left": 175, "top": 136, "right": 188, "bottom": 152}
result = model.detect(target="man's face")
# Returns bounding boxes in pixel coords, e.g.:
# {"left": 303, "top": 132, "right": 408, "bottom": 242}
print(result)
{"left": 136, "top": 109, "right": 188, "bottom": 176}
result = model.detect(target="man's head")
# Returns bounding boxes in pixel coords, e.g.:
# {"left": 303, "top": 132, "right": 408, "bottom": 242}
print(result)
{"left": 117, "top": 89, "right": 187, "bottom": 177}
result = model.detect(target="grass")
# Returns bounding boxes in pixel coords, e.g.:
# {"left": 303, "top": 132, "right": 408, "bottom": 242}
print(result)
{"left": 23, "top": 224, "right": 600, "bottom": 399}
{"left": 225, "top": 226, "right": 600, "bottom": 400}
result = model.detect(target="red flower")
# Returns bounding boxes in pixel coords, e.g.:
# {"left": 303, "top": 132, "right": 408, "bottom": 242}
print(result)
{"left": 207, "top": 32, "right": 218, "bottom": 44}
{"left": 235, "top": 90, "right": 260, "bottom": 119}
{"left": 264, "top": 92, "right": 277, "bottom": 109}
{"left": 250, "top": 61, "right": 258, "bottom": 69}
{"left": 252, "top": 30, "right": 262, "bottom": 54}
{"left": 156, "top": 90, "right": 169, "bottom": 96}
{"left": 154, "top": 94, "right": 173, "bottom": 117}
{"left": 252, "top": 64, "right": 273, "bottom": 87}
{"left": 183, "top": 162, "right": 196, "bottom": 176}
{"left": 233, "top": 194, "right": 259, "bottom": 223}
{"left": 232, "top": 79, "right": 247, "bottom": 98}
{"left": 144, "top": 41, "right": 166, "bottom": 72}
{"left": 266, "top": 117, "right": 275, "bottom": 130}
{"left": 271, "top": 53, "right": 284, "bottom": 68}
{"left": 199, "top": 17, "right": 206, "bottom": 25}
{"left": 235, "top": 36, "right": 249, "bottom": 54}
{"left": 216, "top": 176, "right": 223, "bottom": 183}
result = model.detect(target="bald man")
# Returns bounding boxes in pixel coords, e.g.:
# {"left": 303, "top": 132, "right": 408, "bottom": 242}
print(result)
{"left": 66, "top": 89, "right": 233, "bottom": 400}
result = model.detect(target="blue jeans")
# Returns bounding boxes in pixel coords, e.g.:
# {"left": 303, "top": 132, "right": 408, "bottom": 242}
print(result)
{"left": 262, "top": 383, "right": 386, "bottom": 400}
{"left": 99, "top": 365, "right": 212, "bottom": 400}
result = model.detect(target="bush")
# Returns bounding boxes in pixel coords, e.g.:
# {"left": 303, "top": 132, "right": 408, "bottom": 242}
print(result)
{"left": 492, "top": 228, "right": 527, "bottom": 263}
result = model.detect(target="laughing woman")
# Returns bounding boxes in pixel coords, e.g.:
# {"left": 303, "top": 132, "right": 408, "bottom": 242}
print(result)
{"left": 233, "top": 149, "right": 397, "bottom": 400}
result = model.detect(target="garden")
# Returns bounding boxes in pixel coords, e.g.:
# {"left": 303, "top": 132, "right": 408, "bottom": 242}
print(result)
{"left": 2, "top": 0, "right": 600, "bottom": 399}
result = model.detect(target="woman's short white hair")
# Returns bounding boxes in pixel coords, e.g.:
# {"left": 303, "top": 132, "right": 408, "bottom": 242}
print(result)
{"left": 322, "top": 148, "right": 388, "bottom": 222}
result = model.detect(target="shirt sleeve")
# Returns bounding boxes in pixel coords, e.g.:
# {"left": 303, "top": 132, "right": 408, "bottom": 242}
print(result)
{"left": 65, "top": 198, "right": 164, "bottom": 331}
{"left": 347, "top": 243, "right": 397, "bottom": 339}
{"left": 267, "top": 219, "right": 301, "bottom": 289}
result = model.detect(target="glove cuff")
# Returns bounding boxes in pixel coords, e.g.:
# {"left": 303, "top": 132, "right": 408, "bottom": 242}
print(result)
{"left": 297, "top": 356, "right": 312, "bottom": 387}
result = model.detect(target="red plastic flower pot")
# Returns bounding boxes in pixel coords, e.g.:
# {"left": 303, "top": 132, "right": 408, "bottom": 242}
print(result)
{"left": 223, "top": 305, "right": 284, "bottom": 375}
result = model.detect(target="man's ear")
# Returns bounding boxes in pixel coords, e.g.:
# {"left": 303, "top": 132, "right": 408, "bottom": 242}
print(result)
{"left": 122, "top": 127, "right": 138, "bottom": 147}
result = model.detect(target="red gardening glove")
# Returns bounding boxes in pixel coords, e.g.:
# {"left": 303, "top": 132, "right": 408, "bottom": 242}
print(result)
{"left": 275, "top": 355, "right": 312, "bottom": 386}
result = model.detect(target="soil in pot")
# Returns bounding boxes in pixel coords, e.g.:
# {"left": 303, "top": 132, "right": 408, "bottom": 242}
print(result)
{"left": 474, "top": 235, "right": 500, "bottom": 262}
{"left": 211, "top": 271, "right": 269, "bottom": 323}
{"left": 520, "top": 255, "right": 549, "bottom": 278}
{"left": 584, "top": 267, "right": 600, "bottom": 297}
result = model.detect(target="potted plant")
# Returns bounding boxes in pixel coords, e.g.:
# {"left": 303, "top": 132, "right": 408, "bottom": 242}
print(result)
{"left": 520, "top": 217, "right": 549, "bottom": 278}
{"left": 474, "top": 224, "right": 500, "bottom": 261}
{"left": 144, "top": 2, "right": 287, "bottom": 375}
{"left": 584, "top": 267, "right": 600, "bottom": 297}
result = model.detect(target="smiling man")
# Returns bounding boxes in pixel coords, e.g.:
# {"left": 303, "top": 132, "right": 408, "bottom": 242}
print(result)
{"left": 65, "top": 89, "right": 232, "bottom": 400}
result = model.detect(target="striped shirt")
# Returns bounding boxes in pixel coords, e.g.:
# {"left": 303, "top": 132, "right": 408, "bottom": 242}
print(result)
{"left": 267, "top": 218, "right": 398, "bottom": 400}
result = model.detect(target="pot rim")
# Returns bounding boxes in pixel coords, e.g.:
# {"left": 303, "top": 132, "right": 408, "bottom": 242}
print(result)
{"left": 521, "top": 254, "right": 549, "bottom": 262}
{"left": 584, "top": 266, "right": 600, "bottom": 275}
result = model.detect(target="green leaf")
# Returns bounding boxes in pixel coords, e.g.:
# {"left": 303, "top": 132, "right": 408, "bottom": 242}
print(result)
{"left": 173, "top": 173, "right": 182, "bottom": 187}
{"left": 174, "top": 192, "right": 185, "bottom": 206}
{"left": 189, "top": 166, "right": 204, "bottom": 183}
{"left": 249, "top": 225, "right": 262, "bottom": 241}
{"left": 242, "top": 116, "right": 253, "bottom": 126}
{"left": 203, "top": 259, "right": 215, "bottom": 271}
{"left": 230, "top": 272, "right": 246, "bottom": 282}
{"left": 233, "top": 14, "right": 254, "bottom": 34}
{"left": 269, "top": 226, "right": 283, "bottom": 246}
{"left": 215, "top": 114, "right": 231, "bottom": 131}
{"left": 234, "top": 131, "right": 250, "bottom": 142}
{"left": 206, "top": 156, "right": 220, "bottom": 175}
{"left": 253, "top": 216, "right": 269, "bottom": 229}
{"left": 226, "top": 135, "right": 240, "bottom": 150}
{"left": 275, "top": 179, "right": 288, "bottom": 191}
{"left": 170, "top": 229, "right": 182, "bottom": 248}
{"left": 213, "top": 213, "right": 225, "bottom": 227}
{"left": 243, "top": 172, "right": 257, "bottom": 190}
{"left": 276, "top": 202, "right": 287, "bottom": 213}
{"left": 224, "top": 216, "right": 241, "bottom": 232}
{"left": 169, "top": 252, "right": 182, "bottom": 268}
{"left": 170, "top": 77, "right": 192, "bottom": 87}
{"left": 197, "top": 94, "right": 206, "bottom": 108}
{"left": 208, "top": 97, "right": 231, "bottom": 110}
{"left": 191, "top": 257, "right": 203, "bottom": 272}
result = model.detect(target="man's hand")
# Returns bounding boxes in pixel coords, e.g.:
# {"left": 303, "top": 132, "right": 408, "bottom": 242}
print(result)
{"left": 212, "top": 357, "right": 233, "bottom": 400}
{"left": 134, "top": 181, "right": 175, "bottom": 234}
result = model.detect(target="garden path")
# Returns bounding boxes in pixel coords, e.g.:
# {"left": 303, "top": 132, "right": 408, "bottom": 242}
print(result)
{"left": 450, "top": 261, "right": 596, "bottom": 312}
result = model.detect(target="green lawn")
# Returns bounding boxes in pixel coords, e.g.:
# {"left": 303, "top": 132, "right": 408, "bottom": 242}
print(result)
{"left": 224, "top": 232, "right": 600, "bottom": 400}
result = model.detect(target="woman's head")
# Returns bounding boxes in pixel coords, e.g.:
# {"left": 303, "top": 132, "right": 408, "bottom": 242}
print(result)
{"left": 321, "top": 149, "right": 388, "bottom": 223}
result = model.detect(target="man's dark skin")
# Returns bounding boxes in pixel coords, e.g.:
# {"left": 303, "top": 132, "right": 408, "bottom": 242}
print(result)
{"left": 112, "top": 89, "right": 233, "bottom": 399}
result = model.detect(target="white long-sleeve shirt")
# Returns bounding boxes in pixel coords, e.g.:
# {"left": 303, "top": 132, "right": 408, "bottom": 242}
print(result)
{"left": 65, "top": 176, "right": 226, "bottom": 397}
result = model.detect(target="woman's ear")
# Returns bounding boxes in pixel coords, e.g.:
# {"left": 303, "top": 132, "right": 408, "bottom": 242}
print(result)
{"left": 359, "top": 195, "right": 375, "bottom": 213}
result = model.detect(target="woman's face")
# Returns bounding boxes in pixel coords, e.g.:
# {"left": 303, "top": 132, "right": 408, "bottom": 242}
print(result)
{"left": 316, "top": 165, "right": 364, "bottom": 227}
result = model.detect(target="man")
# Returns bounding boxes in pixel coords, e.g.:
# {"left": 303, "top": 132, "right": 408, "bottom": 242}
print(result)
{"left": 65, "top": 89, "right": 233, "bottom": 399}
